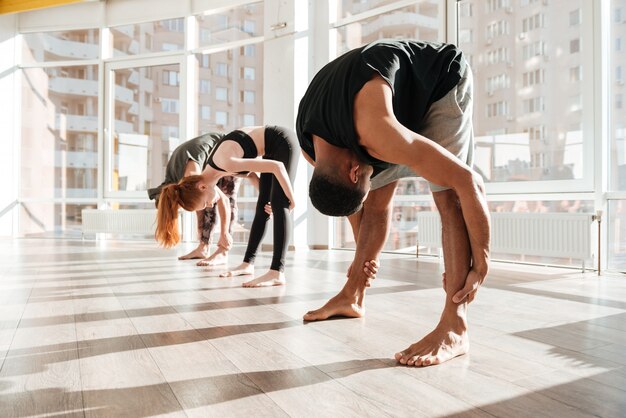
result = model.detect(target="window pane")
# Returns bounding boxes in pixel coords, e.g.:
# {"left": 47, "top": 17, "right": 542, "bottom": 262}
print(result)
{"left": 335, "top": 2, "right": 440, "bottom": 54}
{"left": 609, "top": 200, "right": 626, "bottom": 270}
{"left": 109, "top": 64, "right": 180, "bottom": 194}
{"left": 22, "top": 29, "right": 100, "bottom": 64}
{"left": 335, "top": 0, "right": 437, "bottom": 21}
{"left": 610, "top": 0, "right": 626, "bottom": 190}
{"left": 21, "top": 66, "right": 99, "bottom": 200}
{"left": 197, "top": 2, "right": 263, "bottom": 47}
{"left": 195, "top": 44, "right": 263, "bottom": 135}
{"left": 18, "top": 203, "right": 97, "bottom": 238}
{"left": 460, "top": 0, "right": 588, "bottom": 184}
{"left": 111, "top": 18, "right": 184, "bottom": 57}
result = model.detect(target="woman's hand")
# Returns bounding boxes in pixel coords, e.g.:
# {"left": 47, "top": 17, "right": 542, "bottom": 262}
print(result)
{"left": 218, "top": 232, "right": 233, "bottom": 250}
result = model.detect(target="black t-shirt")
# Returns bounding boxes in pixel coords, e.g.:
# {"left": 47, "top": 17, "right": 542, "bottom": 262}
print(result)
{"left": 296, "top": 39, "right": 465, "bottom": 175}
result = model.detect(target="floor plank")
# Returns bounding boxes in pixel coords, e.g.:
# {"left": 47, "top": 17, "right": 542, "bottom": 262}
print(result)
{"left": 0, "top": 239, "right": 624, "bottom": 417}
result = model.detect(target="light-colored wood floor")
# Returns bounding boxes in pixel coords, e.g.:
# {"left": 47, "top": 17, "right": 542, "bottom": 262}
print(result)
{"left": 0, "top": 239, "right": 625, "bottom": 418}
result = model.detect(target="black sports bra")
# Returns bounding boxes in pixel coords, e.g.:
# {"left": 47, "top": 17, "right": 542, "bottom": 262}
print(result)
{"left": 206, "top": 130, "right": 258, "bottom": 174}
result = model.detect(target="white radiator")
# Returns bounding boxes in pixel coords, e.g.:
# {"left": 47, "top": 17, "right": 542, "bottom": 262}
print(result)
{"left": 416, "top": 212, "right": 595, "bottom": 261}
{"left": 81, "top": 209, "right": 157, "bottom": 236}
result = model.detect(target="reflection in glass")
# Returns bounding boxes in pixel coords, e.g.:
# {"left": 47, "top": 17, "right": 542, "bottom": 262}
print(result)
{"left": 335, "top": 2, "right": 439, "bottom": 54}
{"left": 610, "top": 0, "right": 626, "bottom": 190}
{"left": 459, "top": 0, "right": 586, "bottom": 183}
{"left": 22, "top": 29, "right": 100, "bottom": 63}
{"left": 197, "top": 2, "right": 263, "bottom": 47}
{"left": 19, "top": 203, "right": 97, "bottom": 238}
{"left": 110, "top": 64, "right": 180, "bottom": 193}
{"left": 609, "top": 200, "right": 626, "bottom": 270}
{"left": 195, "top": 45, "right": 264, "bottom": 135}
{"left": 110, "top": 18, "right": 184, "bottom": 57}
{"left": 21, "top": 66, "right": 99, "bottom": 200}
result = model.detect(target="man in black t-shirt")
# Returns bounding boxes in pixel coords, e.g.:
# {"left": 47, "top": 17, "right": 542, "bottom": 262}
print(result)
{"left": 297, "top": 39, "right": 490, "bottom": 367}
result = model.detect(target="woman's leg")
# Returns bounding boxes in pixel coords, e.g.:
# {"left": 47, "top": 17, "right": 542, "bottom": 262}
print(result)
{"left": 179, "top": 208, "right": 215, "bottom": 260}
{"left": 243, "top": 127, "right": 298, "bottom": 287}
{"left": 197, "top": 176, "right": 240, "bottom": 266}
{"left": 220, "top": 174, "right": 272, "bottom": 277}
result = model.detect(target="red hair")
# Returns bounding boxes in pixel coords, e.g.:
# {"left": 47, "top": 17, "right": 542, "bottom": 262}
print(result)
{"left": 155, "top": 175, "right": 205, "bottom": 248}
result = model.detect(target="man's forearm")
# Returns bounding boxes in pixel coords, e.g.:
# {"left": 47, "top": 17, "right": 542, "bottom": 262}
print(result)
{"left": 456, "top": 174, "right": 490, "bottom": 274}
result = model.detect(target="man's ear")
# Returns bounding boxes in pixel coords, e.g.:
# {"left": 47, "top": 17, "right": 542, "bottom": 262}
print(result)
{"left": 349, "top": 163, "right": 360, "bottom": 184}
{"left": 197, "top": 182, "right": 208, "bottom": 191}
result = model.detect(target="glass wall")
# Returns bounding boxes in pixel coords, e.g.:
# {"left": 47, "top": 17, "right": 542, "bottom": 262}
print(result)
{"left": 331, "top": 0, "right": 442, "bottom": 251}
{"left": 458, "top": 0, "right": 590, "bottom": 187}
{"left": 609, "top": 0, "right": 626, "bottom": 270}
{"left": 18, "top": 1, "right": 264, "bottom": 241}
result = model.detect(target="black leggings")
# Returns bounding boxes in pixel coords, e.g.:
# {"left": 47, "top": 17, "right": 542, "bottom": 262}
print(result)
{"left": 199, "top": 176, "right": 240, "bottom": 244}
{"left": 243, "top": 126, "right": 299, "bottom": 272}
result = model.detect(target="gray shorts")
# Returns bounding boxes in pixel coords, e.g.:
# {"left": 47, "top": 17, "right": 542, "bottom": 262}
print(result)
{"left": 371, "top": 64, "right": 474, "bottom": 192}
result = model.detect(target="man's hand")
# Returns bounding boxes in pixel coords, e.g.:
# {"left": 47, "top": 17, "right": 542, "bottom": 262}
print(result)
{"left": 347, "top": 259, "right": 379, "bottom": 287}
{"left": 453, "top": 268, "right": 486, "bottom": 304}
{"left": 218, "top": 232, "right": 233, "bottom": 250}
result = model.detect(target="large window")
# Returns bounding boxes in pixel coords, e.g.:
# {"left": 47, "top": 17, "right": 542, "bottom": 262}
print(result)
{"left": 609, "top": 0, "right": 626, "bottom": 270}
{"left": 18, "top": 2, "right": 264, "bottom": 240}
{"left": 331, "top": 0, "right": 441, "bottom": 251}
{"left": 459, "top": 0, "right": 592, "bottom": 191}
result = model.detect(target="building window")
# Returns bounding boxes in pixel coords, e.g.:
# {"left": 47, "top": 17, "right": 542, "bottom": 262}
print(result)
{"left": 215, "top": 111, "right": 228, "bottom": 126}
{"left": 242, "top": 114, "right": 255, "bottom": 126}
{"left": 199, "top": 79, "right": 210, "bottom": 94}
{"left": 617, "top": 94, "right": 623, "bottom": 110}
{"left": 161, "top": 98, "right": 179, "bottom": 113}
{"left": 242, "top": 44, "right": 256, "bottom": 57}
{"left": 570, "top": 66, "right": 582, "bottom": 82}
{"left": 215, "top": 63, "right": 228, "bottom": 77}
{"left": 570, "top": 39, "right": 580, "bottom": 54}
{"left": 216, "top": 87, "right": 228, "bottom": 101}
{"left": 523, "top": 97, "right": 545, "bottom": 113}
{"left": 523, "top": 69, "right": 544, "bottom": 87}
{"left": 617, "top": 37, "right": 622, "bottom": 52}
{"left": 569, "top": 9, "right": 581, "bottom": 26}
{"left": 242, "top": 20, "right": 256, "bottom": 34}
{"left": 200, "top": 105, "right": 210, "bottom": 120}
{"left": 241, "top": 90, "right": 255, "bottom": 104}
{"left": 201, "top": 55, "right": 210, "bottom": 68}
{"left": 242, "top": 67, "right": 255, "bottom": 80}
{"left": 522, "top": 14, "right": 545, "bottom": 32}
{"left": 162, "top": 70, "right": 179, "bottom": 86}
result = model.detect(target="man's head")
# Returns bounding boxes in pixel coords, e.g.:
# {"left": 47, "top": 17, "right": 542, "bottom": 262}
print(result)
{"left": 309, "top": 157, "right": 373, "bottom": 217}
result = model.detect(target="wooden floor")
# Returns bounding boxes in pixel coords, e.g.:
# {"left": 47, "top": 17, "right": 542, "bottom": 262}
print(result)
{"left": 0, "top": 239, "right": 625, "bottom": 418}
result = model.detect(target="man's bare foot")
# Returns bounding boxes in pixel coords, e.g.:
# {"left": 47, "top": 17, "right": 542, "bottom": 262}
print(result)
{"left": 196, "top": 248, "right": 228, "bottom": 267}
{"left": 178, "top": 244, "right": 210, "bottom": 260}
{"left": 220, "top": 262, "right": 254, "bottom": 277}
{"left": 394, "top": 315, "right": 469, "bottom": 367}
{"left": 303, "top": 288, "right": 364, "bottom": 321}
{"left": 242, "top": 270, "right": 285, "bottom": 287}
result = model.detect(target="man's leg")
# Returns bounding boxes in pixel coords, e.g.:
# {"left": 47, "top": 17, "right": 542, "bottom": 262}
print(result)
{"left": 304, "top": 181, "right": 398, "bottom": 321}
{"left": 395, "top": 189, "right": 471, "bottom": 366}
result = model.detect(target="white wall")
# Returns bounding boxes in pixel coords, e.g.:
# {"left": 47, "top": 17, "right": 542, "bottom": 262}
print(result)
{"left": 0, "top": 14, "right": 18, "bottom": 237}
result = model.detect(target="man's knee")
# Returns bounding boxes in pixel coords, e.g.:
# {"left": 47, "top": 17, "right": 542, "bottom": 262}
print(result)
{"left": 364, "top": 181, "right": 398, "bottom": 211}
{"left": 433, "top": 189, "right": 463, "bottom": 218}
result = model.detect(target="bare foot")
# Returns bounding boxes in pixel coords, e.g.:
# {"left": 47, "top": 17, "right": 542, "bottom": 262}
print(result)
{"left": 303, "top": 288, "right": 364, "bottom": 321}
{"left": 243, "top": 270, "right": 285, "bottom": 287}
{"left": 178, "top": 244, "right": 209, "bottom": 260}
{"left": 196, "top": 248, "right": 228, "bottom": 267}
{"left": 394, "top": 315, "right": 469, "bottom": 367}
{"left": 220, "top": 262, "right": 254, "bottom": 277}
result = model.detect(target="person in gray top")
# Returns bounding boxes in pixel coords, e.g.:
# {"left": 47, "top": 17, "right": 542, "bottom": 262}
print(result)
{"left": 148, "top": 133, "right": 246, "bottom": 265}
